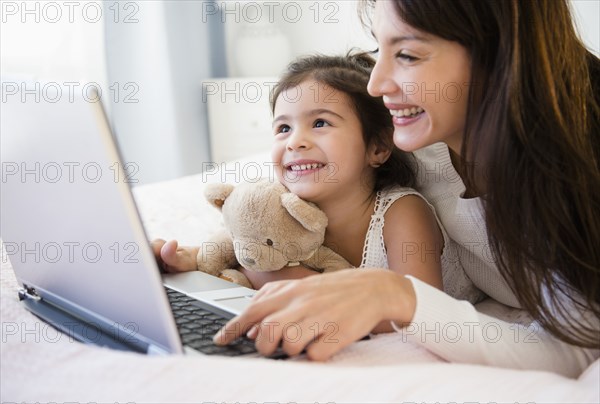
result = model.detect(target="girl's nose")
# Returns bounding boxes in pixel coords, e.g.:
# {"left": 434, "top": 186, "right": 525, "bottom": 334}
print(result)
{"left": 368, "top": 56, "right": 398, "bottom": 97}
{"left": 286, "top": 129, "right": 311, "bottom": 151}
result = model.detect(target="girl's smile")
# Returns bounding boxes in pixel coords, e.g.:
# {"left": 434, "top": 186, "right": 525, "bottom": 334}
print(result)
{"left": 284, "top": 159, "right": 327, "bottom": 176}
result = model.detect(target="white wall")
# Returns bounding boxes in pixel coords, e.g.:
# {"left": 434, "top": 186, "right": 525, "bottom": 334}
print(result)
{"left": 222, "top": 1, "right": 376, "bottom": 77}
{"left": 0, "top": 0, "right": 107, "bottom": 85}
{"left": 571, "top": 0, "right": 600, "bottom": 56}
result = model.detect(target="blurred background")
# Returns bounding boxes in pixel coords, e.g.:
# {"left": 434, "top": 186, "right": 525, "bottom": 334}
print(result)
{"left": 2, "top": 0, "right": 599, "bottom": 184}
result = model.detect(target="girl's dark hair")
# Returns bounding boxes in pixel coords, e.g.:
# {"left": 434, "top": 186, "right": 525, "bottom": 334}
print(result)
{"left": 361, "top": 0, "right": 600, "bottom": 348}
{"left": 270, "top": 52, "right": 415, "bottom": 192}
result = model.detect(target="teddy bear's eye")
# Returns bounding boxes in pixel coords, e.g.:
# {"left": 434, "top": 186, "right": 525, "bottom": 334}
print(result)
{"left": 266, "top": 239, "right": 273, "bottom": 246}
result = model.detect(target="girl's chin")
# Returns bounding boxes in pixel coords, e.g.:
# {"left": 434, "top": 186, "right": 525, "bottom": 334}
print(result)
{"left": 282, "top": 184, "right": 320, "bottom": 201}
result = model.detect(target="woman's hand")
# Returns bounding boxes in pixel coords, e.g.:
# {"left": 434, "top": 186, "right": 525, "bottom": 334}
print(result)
{"left": 151, "top": 239, "right": 199, "bottom": 273}
{"left": 213, "top": 268, "right": 417, "bottom": 361}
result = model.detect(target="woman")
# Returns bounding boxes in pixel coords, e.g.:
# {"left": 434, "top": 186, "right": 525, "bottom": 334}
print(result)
{"left": 214, "top": 0, "right": 600, "bottom": 377}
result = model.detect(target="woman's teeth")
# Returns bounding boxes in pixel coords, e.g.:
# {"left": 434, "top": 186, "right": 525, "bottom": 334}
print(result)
{"left": 290, "top": 163, "right": 324, "bottom": 171}
{"left": 390, "top": 107, "right": 424, "bottom": 118}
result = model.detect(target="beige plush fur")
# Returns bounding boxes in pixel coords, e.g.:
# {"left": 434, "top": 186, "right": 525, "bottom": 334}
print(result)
{"left": 196, "top": 180, "right": 351, "bottom": 288}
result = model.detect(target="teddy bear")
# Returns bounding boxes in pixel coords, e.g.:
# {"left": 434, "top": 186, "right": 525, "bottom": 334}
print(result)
{"left": 196, "top": 179, "right": 352, "bottom": 288}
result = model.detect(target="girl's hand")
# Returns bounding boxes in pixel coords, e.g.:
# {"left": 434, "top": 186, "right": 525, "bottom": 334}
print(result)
{"left": 151, "top": 239, "right": 199, "bottom": 273}
{"left": 237, "top": 264, "right": 319, "bottom": 289}
{"left": 213, "top": 268, "right": 417, "bottom": 361}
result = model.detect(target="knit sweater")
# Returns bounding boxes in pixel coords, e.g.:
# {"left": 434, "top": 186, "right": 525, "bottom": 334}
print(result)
{"left": 396, "top": 142, "right": 599, "bottom": 378}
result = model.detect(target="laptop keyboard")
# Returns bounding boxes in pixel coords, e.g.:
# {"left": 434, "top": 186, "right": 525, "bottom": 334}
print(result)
{"left": 165, "top": 287, "right": 257, "bottom": 356}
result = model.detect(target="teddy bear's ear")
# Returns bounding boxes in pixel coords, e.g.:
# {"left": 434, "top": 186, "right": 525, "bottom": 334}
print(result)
{"left": 280, "top": 193, "right": 328, "bottom": 233}
{"left": 204, "top": 183, "right": 235, "bottom": 210}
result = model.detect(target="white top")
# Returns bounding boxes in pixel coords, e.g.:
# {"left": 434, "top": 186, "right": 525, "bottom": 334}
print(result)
{"left": 360, "top": 186, "right": 485, "bottom": 304}
{"left": 396, "top": 142, "right": 599, "bottom": 377}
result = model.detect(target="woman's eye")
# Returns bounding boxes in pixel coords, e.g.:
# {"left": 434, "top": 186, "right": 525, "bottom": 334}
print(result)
{"left": 314, "top": 119, "right": 329, "bottom": 128}
{"left": 397, "top": 52, "right": 419, "bottom": 62}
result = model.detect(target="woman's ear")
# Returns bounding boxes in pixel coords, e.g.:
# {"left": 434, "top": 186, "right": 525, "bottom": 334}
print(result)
{"left": 368, "top": 142, "right": 392, "bottom": 168}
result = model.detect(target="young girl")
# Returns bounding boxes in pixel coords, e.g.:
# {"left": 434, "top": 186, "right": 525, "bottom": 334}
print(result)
{"left": 215, "top": 0, "right": 599, "bottom": 377}
{"left": 153, "top": 53, "right": 482, "bottom": 326}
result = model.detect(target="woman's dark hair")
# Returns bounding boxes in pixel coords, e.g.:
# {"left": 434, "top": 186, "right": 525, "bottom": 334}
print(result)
{"left": 270, "top": 52, "right": 415, "bottom": 192}
{"left": 361, "top": 0, "right": 600, "bottom": 348}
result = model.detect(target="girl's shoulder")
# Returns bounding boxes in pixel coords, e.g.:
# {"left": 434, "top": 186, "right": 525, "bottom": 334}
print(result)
{"left": 375, "top": 186, "right": 433, "bottom": 217}
{"left": 377, "top": 186, "right": 443, "bottom": 241}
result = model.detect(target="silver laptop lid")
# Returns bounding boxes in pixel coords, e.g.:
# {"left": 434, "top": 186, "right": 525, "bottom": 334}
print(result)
{"left": 1, "top": 82, "right": 182, "bottom": 354}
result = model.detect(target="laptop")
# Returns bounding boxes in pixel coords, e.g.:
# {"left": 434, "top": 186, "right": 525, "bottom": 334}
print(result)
{"left": 0, "top": 82, "right": 270, "bottom": 357}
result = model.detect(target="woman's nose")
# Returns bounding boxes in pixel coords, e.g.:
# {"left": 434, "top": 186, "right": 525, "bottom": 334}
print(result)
{"left": 368, "top": 57, "right": 398, "bottom": 97}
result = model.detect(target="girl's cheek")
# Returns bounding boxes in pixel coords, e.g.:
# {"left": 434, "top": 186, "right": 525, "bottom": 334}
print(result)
{"left": 269, "top": 152, "right": 284, "bottom": 182}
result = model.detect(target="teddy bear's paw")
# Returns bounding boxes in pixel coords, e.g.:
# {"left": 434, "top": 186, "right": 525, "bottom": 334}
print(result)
{"left": 220, "top": 269, "right": 253, "bottom": 289}
{"left": 219, "top": 273, "right": 235, "bottom": 283}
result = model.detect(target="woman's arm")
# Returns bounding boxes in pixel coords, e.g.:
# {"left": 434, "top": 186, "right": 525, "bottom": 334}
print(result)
{"left": 216, "top": 266, "right": 598, "bottom": 376}
{"left": 401, "top": 276, "right": 599, "bottom": 378}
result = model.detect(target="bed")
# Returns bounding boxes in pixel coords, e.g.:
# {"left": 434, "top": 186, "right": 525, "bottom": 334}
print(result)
{"left": 2, "top": 154, "right": 598, "bottom": 403}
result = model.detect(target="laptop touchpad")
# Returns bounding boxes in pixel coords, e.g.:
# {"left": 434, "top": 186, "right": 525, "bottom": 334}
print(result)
{"left": 213, "top": 296, "right": 253, "bottom": 313}
{"left": 162, "top": 271, "right": 240, "bottom": 292}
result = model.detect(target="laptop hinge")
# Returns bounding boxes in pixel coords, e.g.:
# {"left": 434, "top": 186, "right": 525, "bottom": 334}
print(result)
{"left": 18, "top": 284, "right": 41, "bottom": 301}
{"left": 147, "top": 344, "right": 170, "bottom": 355}
{"left": 18, "top": 286, "right": 152, "bottom": 354}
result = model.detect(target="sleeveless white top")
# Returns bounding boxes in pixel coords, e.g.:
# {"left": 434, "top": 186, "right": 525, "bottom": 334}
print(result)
{"left": 360, "top": 186, "right": 485, "bottom": 304}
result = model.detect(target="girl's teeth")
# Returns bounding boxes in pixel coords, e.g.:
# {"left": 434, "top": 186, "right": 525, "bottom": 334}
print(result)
{"left": 389, "top": 107, "right": 424, "bottom": 117}
{"left": 290, "top": 163, "right": 323, "bottom": 171}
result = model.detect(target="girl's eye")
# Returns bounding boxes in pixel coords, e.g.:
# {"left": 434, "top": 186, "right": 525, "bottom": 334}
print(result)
{"left": 276, "top": 124, "right": 290, "bottom": 135}
{"left": 397, "top": 52, "right": 419, "bottom": 63}
{"left": 314, "top": 119, "right": 329, "bottom": 128}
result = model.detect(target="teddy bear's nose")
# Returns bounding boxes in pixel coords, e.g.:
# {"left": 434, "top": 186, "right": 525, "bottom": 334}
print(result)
{"left": 243, "top": 257, "right": 256, "bottom": 266}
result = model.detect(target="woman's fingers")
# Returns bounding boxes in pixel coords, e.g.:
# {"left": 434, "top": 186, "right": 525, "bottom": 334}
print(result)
{"left": 213, "top": 288, "right": 289, "bottom": 345}
{"left": 253, "top": 308, "right": 312, "bottom": 356}
{"left": 213, "top": 275, "right": 334, "bottom": 352}
{"left": 305, "top": 327, "right": 353, "bottom": 362}
{"left": 277, "top": 317, "right": 319, "bottom": 357}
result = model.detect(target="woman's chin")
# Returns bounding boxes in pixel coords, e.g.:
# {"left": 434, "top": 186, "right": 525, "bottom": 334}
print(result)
{"left": 392, "top": 127, "right": 437, "bottom": 152}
